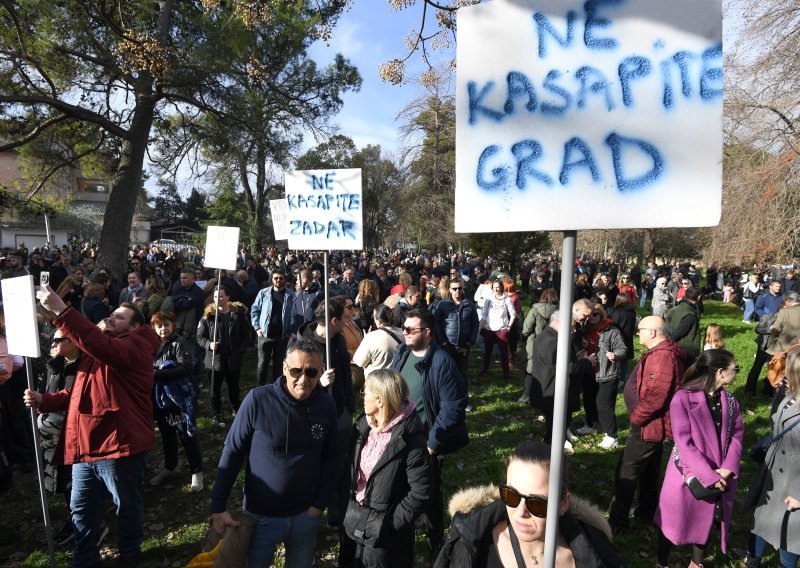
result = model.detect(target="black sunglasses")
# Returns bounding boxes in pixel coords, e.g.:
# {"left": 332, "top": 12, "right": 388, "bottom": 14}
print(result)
{"left": 499, "top": 484, "right": 548, "bottom": 518}
{"left": 286, "top": 367, "right": 320, "bottom": 379}
{"left": 51, "top": 337, "right": 70, "bottom": 345}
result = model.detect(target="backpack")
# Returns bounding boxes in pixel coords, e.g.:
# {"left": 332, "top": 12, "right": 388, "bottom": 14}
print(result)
{"left": 766, "top": 343, "right": 800, "bottom": 387}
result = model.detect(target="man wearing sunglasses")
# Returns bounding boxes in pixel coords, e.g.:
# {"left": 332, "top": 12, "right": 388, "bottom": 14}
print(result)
{"left": 211, "top": 338, "right": 337, "bottom": 567}
{"left": 25, "top": 288, "right": 159, "bottom": 567}
{"left": 251, "top": 270, "right": 296, "bottom": 386}
{"left": 434, "top": 278, "right": 480, "bottom": 402}
{"left": 608, "top": 315, "right": 685, "bottom": 536}
{"left": 293, "top": 296, "right": 354, "bottom": 526}
{"left": 390, "top": 308, "right": 468, "bottom": 557}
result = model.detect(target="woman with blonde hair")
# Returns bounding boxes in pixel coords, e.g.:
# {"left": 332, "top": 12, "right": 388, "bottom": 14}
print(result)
{"left": 745, "top": 350, "right": 800, "bottom": 567}
{"left": 355, "top": 278, "right": 380, "bottom": 332}
{"left": 339, "top": 368, "right": 432, "bottom": 567}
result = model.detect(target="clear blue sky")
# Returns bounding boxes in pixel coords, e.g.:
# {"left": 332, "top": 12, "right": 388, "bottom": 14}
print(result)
{"left": 309, "top": 0, "right": 453, "bottom": 157}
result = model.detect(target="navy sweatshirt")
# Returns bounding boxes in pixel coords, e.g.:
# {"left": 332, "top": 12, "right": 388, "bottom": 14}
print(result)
{"left": 211, "top": 378, "right": 338, "bottom": 516}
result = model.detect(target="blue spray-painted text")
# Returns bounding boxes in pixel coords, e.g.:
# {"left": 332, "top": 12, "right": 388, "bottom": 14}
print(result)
{"left": 476, "top": 132, "right": 664, "bottom": 193}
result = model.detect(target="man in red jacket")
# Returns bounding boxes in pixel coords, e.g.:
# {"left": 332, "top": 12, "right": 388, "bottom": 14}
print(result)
{"left": 25, "top": 286, "right": 159, "bottom": 568}
{"left": 607, "top": 315, "right": 685, "bottom": 535}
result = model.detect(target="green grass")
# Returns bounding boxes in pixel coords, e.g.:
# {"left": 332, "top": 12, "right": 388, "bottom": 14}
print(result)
{"left": 0, "top": 300, "right": 779, "bottom": 567}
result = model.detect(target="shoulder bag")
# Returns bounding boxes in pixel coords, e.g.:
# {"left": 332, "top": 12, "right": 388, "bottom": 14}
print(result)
{"left": 672, "top": 391, "right": 735, "bottom": 500}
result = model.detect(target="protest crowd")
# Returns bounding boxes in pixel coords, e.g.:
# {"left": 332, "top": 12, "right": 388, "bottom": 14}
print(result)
{"left": 0, "top": 240, "right": 799, "bottom": 567}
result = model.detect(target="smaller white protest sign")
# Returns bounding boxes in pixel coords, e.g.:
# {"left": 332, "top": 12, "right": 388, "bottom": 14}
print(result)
{"left": 1, "top": 276, "right": 40, "bottom": 357}
{"left": 204, "top": 226, "right": 240, "bottom": 270}
{"left": 285, "top": 168, "right": 363, "bottom": 250}
{"left": 270, "top": 199, "right": 289, "bottom": 241}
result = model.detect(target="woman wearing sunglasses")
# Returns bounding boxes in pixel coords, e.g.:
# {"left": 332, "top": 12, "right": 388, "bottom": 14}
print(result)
{"left": 435, "top": 441, "right": 622, "bottom": 567}
{"left": 339, "top": 369, "right": 432, "bottom": 568}
{"left": 654, "top": 349, "right": 743, "bottom": 568}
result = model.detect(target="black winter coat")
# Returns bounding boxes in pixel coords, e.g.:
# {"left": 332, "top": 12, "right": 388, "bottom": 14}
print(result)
{"left": 153, "top": 333, "right": 193, "bottom": 383}
{"left": 530, "top": 326, "right": 590, "bottom": 412}
{"left": 296, "top": 321, "right": 355, "bottom": 415}
{"left": 340, "top": 411, "right": 433, "bottom": 568}
{"left": 609, "top": 302, "right": 637, "bottom": 360}
{"left": 196, "top": 303, "right": 250, "bottom": 371}
{"left": 434, "top": 486, "right": 626, "bottom": 568}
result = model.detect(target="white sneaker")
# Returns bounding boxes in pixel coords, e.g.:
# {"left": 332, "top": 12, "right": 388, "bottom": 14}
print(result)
{"left": 576, "top": 424, "right": 597, "bottom": 435}
{"left": 598, "top": 435, "right": 619, "bottom": 450}
{"left": 564, "top": 439, "right": 573, "bottom": 451}
{"left": 191, "top": 472, "right": 204, "bottom": 492}
{"left": 565, "top": 429, "right": 578, "bottom": 442}
{"left": 149, "top": 468, "right": 176, "bottom": 486}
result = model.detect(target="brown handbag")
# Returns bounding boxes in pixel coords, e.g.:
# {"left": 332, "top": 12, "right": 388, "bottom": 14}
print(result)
{"left": 766, "top": 343, "right": 800, "bottom": 387}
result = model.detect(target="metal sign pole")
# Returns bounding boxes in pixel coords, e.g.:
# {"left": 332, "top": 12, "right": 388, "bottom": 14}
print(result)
{"left": 43, "top": 213, "right": 52, "bottom": 247}
{"left": 26, "top": 357, "right": 57, "bottom": 568}
{"left": 210, "top": 269, "right": 221, "bottom": 389}
{"left": 544, "top": 230, "right": 576, "bottom": 568}
{"left": 323, "top": 251, "right": 331, "bottom": 366}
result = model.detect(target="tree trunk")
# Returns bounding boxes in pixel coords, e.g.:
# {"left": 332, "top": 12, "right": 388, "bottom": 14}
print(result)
{"left": 642, "top": 229, "right": 655, "bottom": 263}
{"left": 97, "top": 93, "right": 156, "bottom": 278}
{"left": 254, "top": 147, "right": 266, "bottom": 251}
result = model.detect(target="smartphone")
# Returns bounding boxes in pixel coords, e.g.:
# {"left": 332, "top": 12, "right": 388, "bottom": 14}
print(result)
{"left": 40, "top": 271, "right": 50, "bottom": 287}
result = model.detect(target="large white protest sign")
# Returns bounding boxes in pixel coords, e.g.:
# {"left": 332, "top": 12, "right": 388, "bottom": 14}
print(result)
{"left": 1, "top": 276, "right": 40, "bottom": 357}
{"left": 455, "top": 0, "right": 722, "bottom": 232}
{"left": 285, "top": 169, "right": 363, "bottom": 250}
{"left": 204, "top": 226, "right": 240, "bottom": 270}
{"left": 270, "top": 199, "right": 289, "bottom": 241}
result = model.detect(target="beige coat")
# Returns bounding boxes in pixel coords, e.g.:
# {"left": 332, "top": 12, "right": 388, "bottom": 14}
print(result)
{"left": 768, "top": 304, "right": 800, "bottom": 355}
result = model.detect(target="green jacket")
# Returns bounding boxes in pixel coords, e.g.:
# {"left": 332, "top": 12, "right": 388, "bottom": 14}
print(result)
{"left": 665, "top": 301, "right": 700, "bottom": 358}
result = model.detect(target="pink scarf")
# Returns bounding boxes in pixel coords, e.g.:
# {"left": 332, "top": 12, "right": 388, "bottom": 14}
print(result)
{"left": 355, "top": 398, "right": 416, "bottom": 504}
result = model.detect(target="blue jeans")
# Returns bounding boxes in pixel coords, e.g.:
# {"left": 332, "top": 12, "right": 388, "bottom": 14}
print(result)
{"left": 70, "top": 453, "right": 147, "bottom": 567}
{"left": 751, "top": 534, "right": 799, "bottom": 567}
{"left": 246, "top": 509, "right": 320, "bottom": 567}
{"left": 743, "top": 298, "right": 756, "bottom": 322}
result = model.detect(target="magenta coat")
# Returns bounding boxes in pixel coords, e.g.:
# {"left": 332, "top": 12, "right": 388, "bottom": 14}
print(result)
{"left": 654, "top": 388, "right": 743, "bottom": 552}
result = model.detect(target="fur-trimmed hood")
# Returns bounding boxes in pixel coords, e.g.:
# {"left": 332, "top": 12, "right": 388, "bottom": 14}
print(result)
{"left": 203, "top": 301, "right": 247, "bottom": 318}
{"left": 447, "top": 483, "right": 613, "bottom": 541}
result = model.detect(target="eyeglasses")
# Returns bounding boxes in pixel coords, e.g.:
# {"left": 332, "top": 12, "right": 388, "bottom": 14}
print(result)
{"left": 402, "top": 326, "right": 425, "bottom": 334}
{"left": 729, "top": 366, "right": 741, "bottom": 374}
{"left": 621, "top": 277, "right": 629, "bottom": 281}
{"left": 51, "top": 337, "right": 69, "bottom": 345}
{"left": 450, "top": 287, "right": 463, "bottom": 292}
{"left": 359, "top": 388, "right": 378, "bottom": 398}
{"left": 286, "top": 367, "right": 320, "bottom": 379}
{"left": 637, "top": 327, "right": 657, "bottom": 333}
{"left": 499, "top": 484, "right": 548, "bottom": 518}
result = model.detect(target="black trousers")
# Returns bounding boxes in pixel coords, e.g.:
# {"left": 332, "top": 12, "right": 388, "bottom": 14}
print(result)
{"left": 426, "top": 455, "right": 445, "bottom": 546}
{"left": 582, "top": 374, "right": 599, "bottom": 427}
{"left": 745, "top": 347, "right": 772, "bottom": 393}
{"left": 154, "top": 403, "right": 203, "bottom": 474}
{"left": 256, "top": 335, "right": 289, "bottom": 386}
{"left": 208, "top": 362, "right": 241, "bottom": 415}
{"left": 442, "top": 344, "right": 470, "bottom": 395}
{"left": 608, "top": 425, "right": 664, "bottom": 530}
{"left": 595, "top": 380, "right": 619, "bottom": 438}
